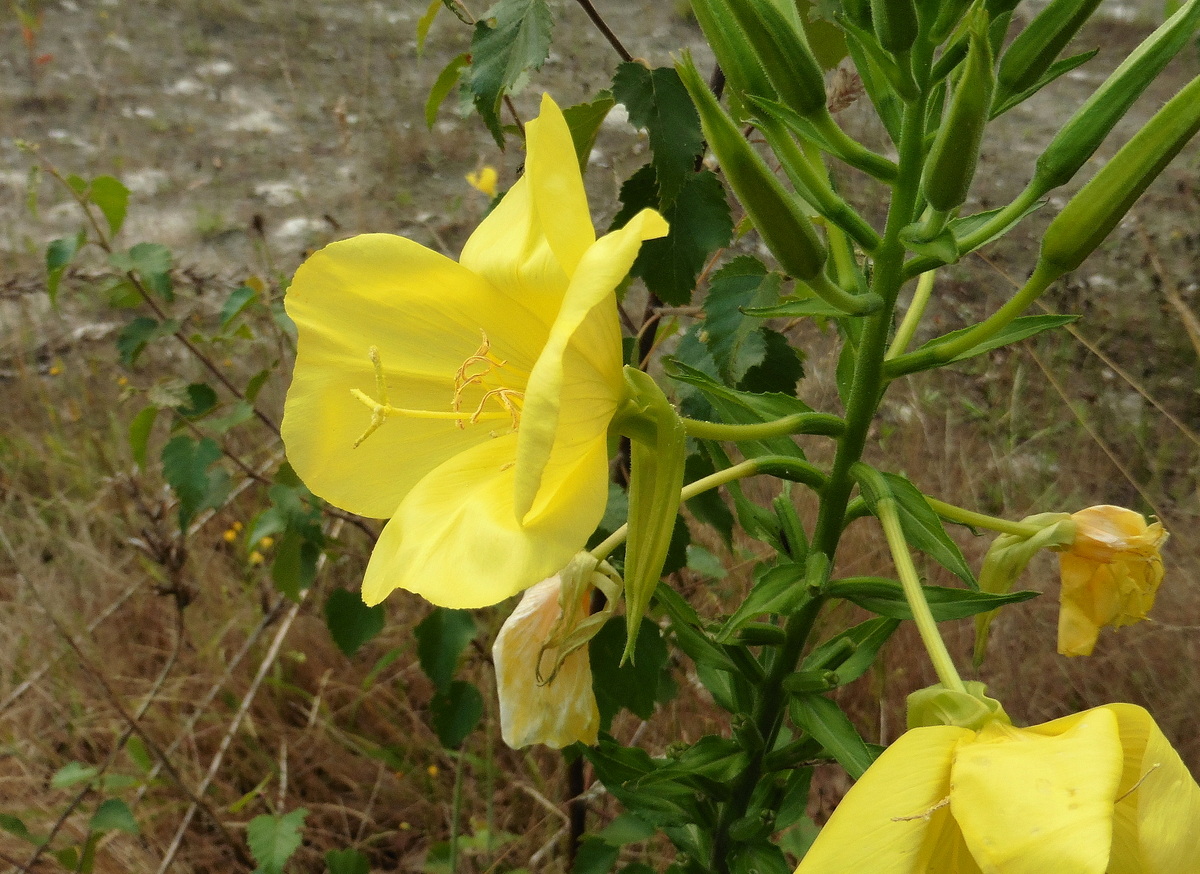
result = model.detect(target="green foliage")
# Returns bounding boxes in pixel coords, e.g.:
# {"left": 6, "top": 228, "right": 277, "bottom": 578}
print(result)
{"left": 469, "top": 0, "right": 554, "bottom": 144}
{"left": 247, "top": 808, "right": 308, "bottom": 874}
{"left": 161, "top": 434, "right": 226, "bottom": 530}
{"left": 590, "top": 617, "right": 672, "bottom": 728}
{"left": 611, "top": 63, "right": 703, "bottom": 205}
{"left": 325, "top": 848, "right": 371, "bottom": 874}
{"left": 324, "top": 588, "right": 385, "bottom": 657}
{"left": 414, "top": 608, "right": 477, "bottom": 691}
{"left": 430, "top": 680, "right": 484, "bottom": 748}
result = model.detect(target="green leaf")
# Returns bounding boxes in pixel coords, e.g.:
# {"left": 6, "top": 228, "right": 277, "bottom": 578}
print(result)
{"left": 628, "top": 169, "right": 732, "bottom": 306}
{"left": 271, "top": 528, "right": 319, "bottom": 600}
{"left": 425, "top": 52, "right": 469, "bottom": 129}
{"left": 125, "top": 736, "right": 153, "bottom": 773}
{"left": 0, "top": 813, "right": 42, "bottom": 845}
{"left": 665, "top": 358, "right": 810, "bottom": 458}
{"left": 116, "top": 316, "right": 174, "bottom": 367}
{"left": 611, "top": 63, "right": 703, "bottom": 204}
{"left": 716, "top": 562, "right": 808, "bottom": 642}
{"left": 90, "top": 175, "right": 130, "bottom": 237}
{"left": 324, "top": 589, "right": 385, "bottom": 657}
{"left": 741, "top": 296, "right": 854, "bottom": 319}
{"left": 208, "top": 400, "right": 255, "bottom": 434}
{"left": 915, "top": 314, "right": 1079, "bottom": 370}
{"left": 219, "top": 285, "right": 258, "bottom": 327}
{"left": 90, "top": 799, "right": 139, "bottom": 835}
{"left": 802, "top": 616, "right": 899, "bottom": 684}
{"left": 789, "top": 694, "right": 876, "bottom": 779}
{"left": 595, "top": 813, "right": 657, "bottom": 846}
{"left": 562, "top": 91, "right": 616, "bottom": 171}
{"left": 324, "top": 848, "right": 371, "bottom": 874}
{"left": 161, "top": 434, "right": 223, "bottom": 530}
{"left": 828, "top": 577, "right": 1041, "bottom": 620}
{"left": 590, "top": 617, "right": 671, "bottom": 729}
{"left": 430, "top": 680, "right": 484, "bottom": 748}
{"left": 573, "top": 837, "right": 620, "bottom": 874}
{"left": 46, "top": 231, "right": 85, "bottom": 307}
{"left": 325, "top": 848, "right": 371, "bottom": 874}
{"left": 416, "top": 0, "right": 441, "bottom": 55}
{"left": 52, "top": 761, "right": 99, "bottom": 789}
{"left": 701, "top": 256, "right": 782, "bottom": 383}
{"left": 414, "top": 608, "right": 477, "bottom": 691}
{"left": 247, "top": 808, "right": 307, "bottom": 874}
{"left": 128, "top": 405, "right": 157, "bottom": 469}
{"left": 178, "top": 382, "right": 218, "bottom": 419}
{"left": 882, "top": 473, "right": 977, "bottom": 588}
{"left": 469, "top": 0, "right": 554, "bottom": 145}
{"left": 737, "top": 327, "right": 803, "bottom": 395}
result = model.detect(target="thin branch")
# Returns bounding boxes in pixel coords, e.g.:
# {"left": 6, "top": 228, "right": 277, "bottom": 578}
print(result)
{"left": 570, "top": 0, "right": 632, "bottom": 62}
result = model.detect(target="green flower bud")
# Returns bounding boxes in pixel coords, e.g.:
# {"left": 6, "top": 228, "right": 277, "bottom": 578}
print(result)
{"left": 1040, "top": 73, "right": 1200, "bottom": 275}
{"left": 996, "top": 0, "right": 1103, "bottom": 106}
{"left": 688, "top": 0, "right": 775, "bottom": 103}
{"left": 728, "top": 0, "right": 828, "bottom": 117}
{"left": 870, "top": 0, "right": 919, "bottom": 54}
{"left": 907, "top": 681, "right": 1011, "bottom": 731}
{"left": 921, "top": 10, "right": 995, "bottom": 212}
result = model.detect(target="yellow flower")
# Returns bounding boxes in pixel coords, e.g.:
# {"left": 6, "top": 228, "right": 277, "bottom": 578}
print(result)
{"left": 795, "top": 703, "right": 1200, "bottom": 873}
{"left": 465, "top": 165, "right": 499, "bottom": 197}
{"left": 1058, "top": 505, "right": 1166, "bottom": 657}
{"left": 281, "top": 95, "right": 667, "bottom": 608}
{"left": 492, "top": 569, "right": 600, "bottom": 749}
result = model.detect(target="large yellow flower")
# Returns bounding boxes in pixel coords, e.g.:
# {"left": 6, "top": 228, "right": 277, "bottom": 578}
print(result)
{"left": 795, "top": 703, "right": 1200, "bottom": 873}
{"left": 1058, "top": 505, "right": 1166, "bottom": 657}
{"left": 281, "top": 95, "right": 667, "bottom": 608}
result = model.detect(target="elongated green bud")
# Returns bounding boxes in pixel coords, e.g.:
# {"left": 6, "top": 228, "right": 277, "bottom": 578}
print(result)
{"left": 870, "top": 0, "right": 919, "bottom": 54}
{"left": 728, "top": 0, "right": 828, "bottom": 117}
{"left": 688, "top": 0, "right": 775, "bottom": 102}
{"left": 1032, "top": 0, "right": 1200, "bottom": 195}
{"left": 1040, "top": 73, "right": 1200, "bottom": 275}
{"left": 922, "top": 11, "right": 994, "bottom": 212}
{"left": 996, "top": 0, "right": 1102, "bottom": 104}
{"left": 677, "top": 54, "right": 826, "bottom": 282}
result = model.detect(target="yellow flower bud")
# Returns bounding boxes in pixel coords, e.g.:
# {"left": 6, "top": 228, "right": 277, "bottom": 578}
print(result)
{"left": 1057, "top": 505, "right": 1166, "bottom": 657}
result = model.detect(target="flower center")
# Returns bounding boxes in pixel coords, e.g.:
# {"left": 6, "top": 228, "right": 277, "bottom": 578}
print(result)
{"left": 350, "top": 332, "right": 526, "bottom": 448}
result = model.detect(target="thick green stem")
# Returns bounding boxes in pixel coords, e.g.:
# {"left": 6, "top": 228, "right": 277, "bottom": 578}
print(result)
{"left": 926, "top": 497, "right": 1046, "bottom": 537}
{"left": 885, "top": 259, "right": 1059, "bottom": 376}
{"left": 681, "top": 412, "right": 844, "bottom": 442}
{"left": 885, "top": 268, "right": 936, "bottom": 359}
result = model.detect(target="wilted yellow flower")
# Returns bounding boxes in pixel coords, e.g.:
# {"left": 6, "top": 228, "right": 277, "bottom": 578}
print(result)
{"left": 493, "top": 565, "right": 601, "bottom": 750}
{"left": 796, "top": 703, "right": 1200, "bottom": 873}
{"left": 1058, "top": 505, "right": 1166, "bottom": 657}
{"left": 465, "top": 165, "right": 499, "bottom": 197}
{"left": 281, "top": 95, "right": 667, "bottom": 608}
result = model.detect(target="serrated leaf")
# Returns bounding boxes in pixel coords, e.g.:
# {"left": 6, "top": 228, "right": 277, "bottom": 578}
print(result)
{"left": 178, "top": 382, "right": 218, "bottom": 419}
{"left": 426, "top": 52, "right": 469, "bottom": 129}
{"left": 882, "top": 473, "right": 977, "bottom": 588}
{"left": 90, "top": 175, "right": 129, "bottom": 237}
{"left": 789, "top": 694, "right": 875, "bottom": 779}
{"left": 562, "top": 91, "right": 615, "bottom": 171}
{"left": 247, "top": 808, "right": 307, "bottom": 874}
{"left": 701, "top": 256, "right": 781, "bottom": 383}
{"left": 325, "top": 848, "right": 371, "bottom": 874}
{"left": 324, "top": 589, "right": 385, "bottom": 657}
{"left": 110, "top": 242, "right": 173, "bottom": 301}
{"left": 90, "top": 799, "right": 139, "bottom": 835}
{"left": 828, "top": 577, "right": 1041, "bottom": 619}
{"left": 469, "top": 0, "right": 554, "bottom": 146}
{"left": 161, "top": 434, "right": 223, "bottom": 530}
{"left": 414, "top": 608, "right": 477, "bottom": 691}
{"left": 590, "top": 617, "right": 670, "bottom": 728}
{"left": 430, "top": 680, "right": 483, "bottom": 748}
{"left": 737, "top": 327, "right": 804, "bottom": 394}
{"left": 128, "top": 405, "right": 157, "bottom": 469}
{"left": 629, "top": 170, "right": 732, "bottom": 306}
{"left": 611, "top": 63, "right": 703, "bottom": 205}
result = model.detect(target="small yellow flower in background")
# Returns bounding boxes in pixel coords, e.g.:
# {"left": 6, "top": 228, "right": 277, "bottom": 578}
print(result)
{"left": 1058, "top": 505, "right": 1166, "bottom": 657}
{"left": 48, "top": 361, "right": 63, "bottom": 376}
{"left": 795, "top": 703, "right": 1200, "bottom": 873}
{"left": 222, "top": 528, "right": 239, "bottom": 544}
{"left": 248, "top": 550, "right": 265, "bottom": 566}
{"left": 493, "top": 567, "right": 600, "bottom": 750}
{"left": 426, "top": 764, "right": 439, "bottom": 778}
{"left": 117, "top": 376, "right": 129, "bottom": 387}
{"left": 465, "top": 165, "right": 499, "bottom": 198}
{"left": 281, "top": 94, "right": 667, "bottom": 609}
{"left": 257, "top": 536, "right": 275, "bottom": 550}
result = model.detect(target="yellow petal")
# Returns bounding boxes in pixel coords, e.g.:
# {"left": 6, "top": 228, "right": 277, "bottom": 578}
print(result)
{"left": 1105, "top": 703, "right": 1200, "bottom": 872}
{"left": 360, "top": 434, "right": 608, "bottom": 608}
{"left": 795, "top": 725, "right": 971, "bottom": 873}
{"left": 951, "top": 708, "right": 1122, "bottom": 874}
{"left": 493, "top": 574, "right": 599, "bottom": 749}
{"left": 514, "top": 207, "right": 668, "bottom": 521}
{"left": 526, "top": 94, "right": 595, "bottom": 277}
{"left": 282, "top": 233, "right": 547, "bottom": 519}
{"left": 466, "top": 165, "right": 498, "bottom": 197}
